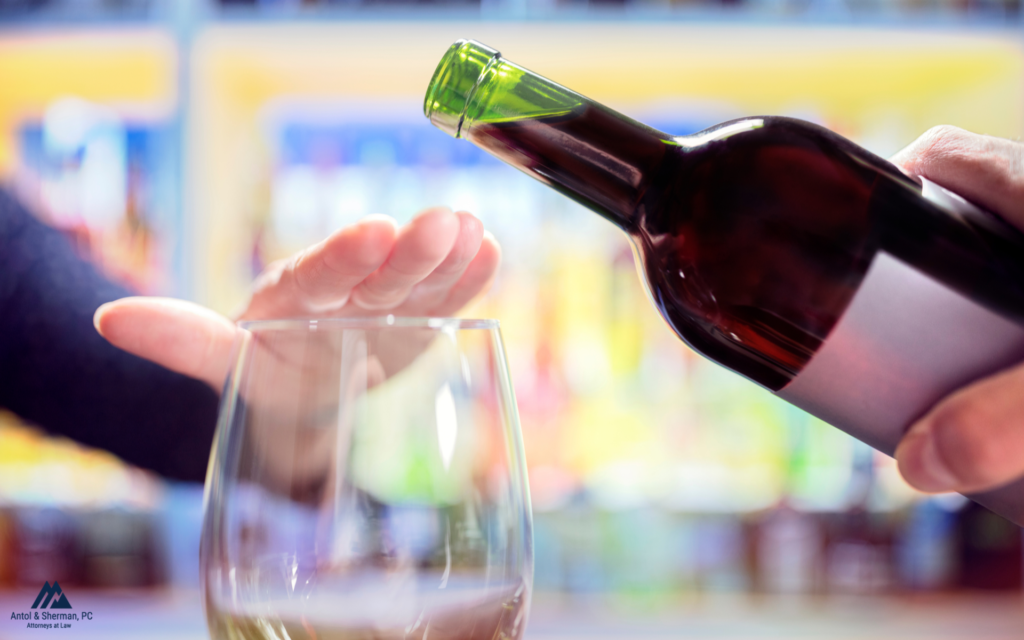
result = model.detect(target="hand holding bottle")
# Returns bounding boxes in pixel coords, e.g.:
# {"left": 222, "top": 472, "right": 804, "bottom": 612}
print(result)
{"left": 426, "top": 39, "right": 1024, "bottom": 523}
{"left": 892, "top": 127, "right": 1024, "bottom": 496}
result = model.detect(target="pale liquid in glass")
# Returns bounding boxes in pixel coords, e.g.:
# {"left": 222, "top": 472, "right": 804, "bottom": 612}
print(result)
{"left": 205, "top": 577, "right": 528, "bottom": 640}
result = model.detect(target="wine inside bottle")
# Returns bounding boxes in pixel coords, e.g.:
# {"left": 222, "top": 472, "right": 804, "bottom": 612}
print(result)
{"left": 425, "top": 41, "right": 1024, "bottom": 392}
{"left": 424, "top": 40, "right": 1024, "bottom": 522}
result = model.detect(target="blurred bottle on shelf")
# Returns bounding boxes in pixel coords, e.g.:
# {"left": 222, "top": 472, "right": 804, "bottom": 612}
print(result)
{"left": 755, "top": 502, "right": 823, "bottom": 594}
{"left": 824, "top": 446, "right": 893, "bottom": 594}
{"left": 78, "top": 509, "right": 161, "bottom": 588}
{"left": 754, "top": 405, "right": 824, "bottom": 595}
{"left": 12, "top": 508, "right": 80, "bottom": 588}
{"left": 955, "top": 501, "right": 1023, "bottom": 591}
{"left": 692, "top": 514, "right": 749, "bottom": 593}
{"left": 0, "top": 508, "right": 15, "bottom": 588}
{"left": 896, "top": 497, "right": 960, "bottom": 591}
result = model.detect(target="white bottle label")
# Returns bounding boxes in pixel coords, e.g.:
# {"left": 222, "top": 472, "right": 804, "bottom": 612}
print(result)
{"left": 778, "top": 250, "right": 1024, "bottom": 455}
{"left": 777, "top": 178, "right": 1024, "bottom": 522}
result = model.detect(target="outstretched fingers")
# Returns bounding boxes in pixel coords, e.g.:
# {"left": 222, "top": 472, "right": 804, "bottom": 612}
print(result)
{"left": 400, "top": 211, "right": 486, "bottom": 314}
{"left": 349, "top": 207, "right": 462, "bottom": 311}
{"left": 94, "top": 297, "right": 239, "bottom": 390}
{"left": 241, "top": 207, "right": 498, "bottom": 320}
{"left": 426, "top": 231, "right": 502, "bottom": 317}
{"left": 244, "top": 215, "right": 398, "bottom": 320}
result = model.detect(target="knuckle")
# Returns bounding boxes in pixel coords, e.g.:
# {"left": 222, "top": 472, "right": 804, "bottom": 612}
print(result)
{"left": 913, "top": 125, "right": 970, "bottom": 162}
{"left": 323, "top": 242, "right": 383, "bottom": 275}
{"left": 290, "top": 252, "right": 322, "bottom": 297}
{"left": 360, "top": 275, "right": 407, "bottom": 299}
{"left": 351, "top": 286, "right": 409, "bottom": 311}
{"left": 436, "top": 250, "right": 474, "bottom": 276}
{"left": 921, "top": 124, "right": 967, "bottom": 143}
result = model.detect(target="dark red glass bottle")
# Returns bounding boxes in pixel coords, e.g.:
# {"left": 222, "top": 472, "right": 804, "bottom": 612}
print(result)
{"left": 425, "top": 40, "right": 1024, "bottom": 523}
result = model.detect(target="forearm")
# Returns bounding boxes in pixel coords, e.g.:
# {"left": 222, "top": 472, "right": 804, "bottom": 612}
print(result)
{"left": 0, "top": 190, "right": 217, "bottom": 482}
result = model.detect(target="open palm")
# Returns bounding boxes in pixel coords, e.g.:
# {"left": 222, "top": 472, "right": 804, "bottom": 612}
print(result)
{"left": 94, "top": 206, "right": 500, "bottom": 390}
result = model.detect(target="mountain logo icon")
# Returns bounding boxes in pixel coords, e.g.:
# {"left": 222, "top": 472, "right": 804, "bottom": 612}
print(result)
{"left": 31, "top": 582, "right": 72, "bottom": 609}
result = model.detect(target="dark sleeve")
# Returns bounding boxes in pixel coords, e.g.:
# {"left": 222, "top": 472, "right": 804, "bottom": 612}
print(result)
{"left": 0, "top": 189, "right": 218, "bottom": 482}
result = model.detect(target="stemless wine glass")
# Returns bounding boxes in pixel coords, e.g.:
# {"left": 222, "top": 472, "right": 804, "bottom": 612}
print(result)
{"left": 200, "top": 317, "right": 532, "bottom": 640}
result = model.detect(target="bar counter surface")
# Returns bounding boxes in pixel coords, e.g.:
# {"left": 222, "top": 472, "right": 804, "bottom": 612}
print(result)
{"left": 1, "top": 589, "right": 1022, "bottom": 639}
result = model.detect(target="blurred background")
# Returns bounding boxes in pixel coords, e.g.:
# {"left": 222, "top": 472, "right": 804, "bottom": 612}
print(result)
{"left": 1, "top": 1, "right": 1023, "bottom": 638}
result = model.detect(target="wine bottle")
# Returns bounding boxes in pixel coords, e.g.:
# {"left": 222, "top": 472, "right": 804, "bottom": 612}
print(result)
{"left": 424, "top": 40, "right": 1024, "bottom": 523}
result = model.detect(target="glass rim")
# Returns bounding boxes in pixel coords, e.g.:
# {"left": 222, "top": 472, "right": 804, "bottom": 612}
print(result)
{"left": 237, "top": 316, "right": 500, "bottom": 331}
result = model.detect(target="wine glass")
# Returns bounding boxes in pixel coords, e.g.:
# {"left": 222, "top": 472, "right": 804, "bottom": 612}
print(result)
{"left": 200, "top": 317, "right": 532, "bottom": 640}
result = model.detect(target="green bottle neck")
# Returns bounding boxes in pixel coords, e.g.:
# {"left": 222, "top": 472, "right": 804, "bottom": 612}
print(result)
{"left": 425, "top": 40, "right": 671, "bottom": 230}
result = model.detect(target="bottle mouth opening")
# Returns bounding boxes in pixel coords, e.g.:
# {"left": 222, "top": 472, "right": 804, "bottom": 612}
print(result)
{"left": 423, "top": 39, "right": 500, "bottom": 139}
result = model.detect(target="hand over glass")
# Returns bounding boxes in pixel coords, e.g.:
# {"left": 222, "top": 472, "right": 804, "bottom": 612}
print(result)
{"left": 200, "top": 318, "right": 532, "bottom": 640}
